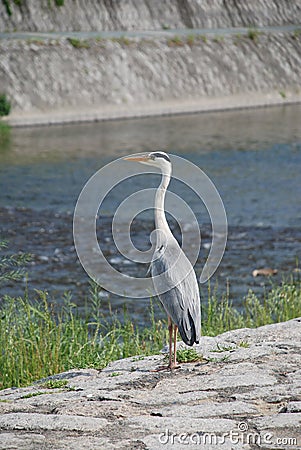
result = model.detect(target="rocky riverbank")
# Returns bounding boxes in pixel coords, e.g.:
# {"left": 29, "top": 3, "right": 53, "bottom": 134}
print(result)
{"left": 0, "top": 318, "right": 300, "bottom": 449}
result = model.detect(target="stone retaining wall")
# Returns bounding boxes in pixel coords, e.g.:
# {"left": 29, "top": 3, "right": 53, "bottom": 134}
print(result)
{"left": 1, "top": 0, "right": 301, "bottom": 32}
{"left": 1, "top": 31, "right": 301, "bottom": 120}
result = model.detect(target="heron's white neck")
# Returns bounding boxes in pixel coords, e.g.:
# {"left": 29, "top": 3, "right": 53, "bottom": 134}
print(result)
{"left": 154, "top": 167, "right": 173, "bottom": 239}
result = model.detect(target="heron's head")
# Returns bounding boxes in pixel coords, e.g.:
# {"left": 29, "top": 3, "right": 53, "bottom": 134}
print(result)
{"left": 124, "top": 151, "right": 171, "bottom": 174}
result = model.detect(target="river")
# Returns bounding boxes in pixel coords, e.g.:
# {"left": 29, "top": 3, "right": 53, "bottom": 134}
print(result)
{"left": 0, "top": 104, "right": 301, "bottom": 324}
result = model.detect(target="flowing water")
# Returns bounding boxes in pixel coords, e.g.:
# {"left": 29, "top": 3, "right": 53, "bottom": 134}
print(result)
{"left": 0, "top": 104, "right": 301, "bottom": 323}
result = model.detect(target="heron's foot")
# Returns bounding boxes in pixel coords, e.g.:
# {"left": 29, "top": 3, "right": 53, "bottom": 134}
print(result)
{"left": 152, "top": 362, "right": 181, "bottom": 372}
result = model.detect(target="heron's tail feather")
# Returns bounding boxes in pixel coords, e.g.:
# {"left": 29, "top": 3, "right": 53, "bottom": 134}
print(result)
{"left": 177, "top": 310, "right": 199, "bottom": 346}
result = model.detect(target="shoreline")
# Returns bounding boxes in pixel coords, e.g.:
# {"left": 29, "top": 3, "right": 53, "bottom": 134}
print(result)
{"left": 5, "top": 91, "right": 301, "bottom": 127}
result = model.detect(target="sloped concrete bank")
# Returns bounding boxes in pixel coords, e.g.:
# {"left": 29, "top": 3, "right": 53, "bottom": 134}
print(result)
{"left": 0, "top": 318, "right": 300, "bottom": 449}
{"left": 1, "top": 0, "right": 301, "bottom": 32}
{"left": 1, "top": 31, "right": 301, "bottom": 126}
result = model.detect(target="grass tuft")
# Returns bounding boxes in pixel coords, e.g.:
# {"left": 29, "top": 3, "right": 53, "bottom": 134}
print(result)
{"left": 176, "top": 348, "right": 203, "bottom": 363}
{"left": 68, "top": 38, "right": 90, "bottom": 49}
{"left": 41, "top": 379, "right": 68, "bottom": 389}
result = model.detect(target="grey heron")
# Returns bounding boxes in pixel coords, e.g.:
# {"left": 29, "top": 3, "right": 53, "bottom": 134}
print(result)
{"left": 124, "top": 151, "right": 201, "bottom": 370}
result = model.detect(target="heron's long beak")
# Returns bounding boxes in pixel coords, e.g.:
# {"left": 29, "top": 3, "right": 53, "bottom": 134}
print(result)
{"left": 123, "top": 153, "right": 150, "bottom": 162}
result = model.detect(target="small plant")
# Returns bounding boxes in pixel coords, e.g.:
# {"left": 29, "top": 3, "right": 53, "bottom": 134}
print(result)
{"left": 54, "top": 0, "right": 64, "bottom": 5}
{"left": 233, "top": 33, "right": 242, "bottom": 46}
{"left": 167, "top": 36, "right": 184, "bottom": 47}
{"left": 111, "top": 36, "right": 132, "bottom": 46}
{"left": 238, "top": 341, "right": 250, "bottom": 348}
{"left": 292, "top": 29, "right": 301, "bottom": 39}
{"left": 0, "top": 241, "right": 31, "bottom": 284}
{"left": 212, "top": 343, "right": 235, "bottom": 353}
{"left": 0, "top": 94, "right": 11, "bottom": 117}
{"left": 186, "top": 34, "right": 195, "bottom": 46}
{"left": 247, "top": 28, "right": 260, "bottom": 42}
{"left": 42, "top": 379, "right": 68, "bottom": 389}
{"left": 207, "top": 354, "right": 230, "bottom": 363}
{"left": 68, "top": 38, "right": 90, "bottom": 49}
{"left": 131, "top": 355, "right": 145, "bottom": 362}
{"left": 200, "top": 35, "right": 208, "bottom": 43}
{"left": 279, "top": 90, "right": 286, "bottom": 99}
{"left": 213, "top": 36, "right": 224, "bottom": 44}
{"left": 21, "top": 391, "right": 44, "bottom": 399}
{"left": 176, "top": 348, "right": 203, "bottom": 363}
{"left": 109, "top": 372, "right": 121, "bottom": 377}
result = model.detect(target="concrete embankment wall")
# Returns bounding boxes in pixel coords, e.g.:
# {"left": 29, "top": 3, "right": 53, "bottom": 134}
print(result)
{"left": 1, "top": 1, "right": 301, "bottom": 124}
{"left": 1, "top": 0, "right": 301, "bottom": 32}
{"left": 1, "top": 31, "right": 301, "bottom": 124}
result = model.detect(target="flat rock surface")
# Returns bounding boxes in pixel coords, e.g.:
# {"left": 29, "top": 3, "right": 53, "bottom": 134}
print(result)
{"left": 0, "top": 318, "right": 300, "bottom": 449}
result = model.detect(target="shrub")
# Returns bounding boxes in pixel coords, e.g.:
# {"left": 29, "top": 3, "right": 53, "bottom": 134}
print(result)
{"left": 0, "top": 94, "right": 11, "bottom": 117}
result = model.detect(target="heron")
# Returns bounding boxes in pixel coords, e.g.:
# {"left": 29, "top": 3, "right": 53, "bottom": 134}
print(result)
{"left": 124, "top": 151, "right": 201, "bottom": 370}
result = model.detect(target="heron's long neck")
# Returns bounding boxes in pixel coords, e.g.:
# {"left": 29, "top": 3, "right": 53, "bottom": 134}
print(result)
{"left": 155, "top": 170, "right": 172, "bottom": 238}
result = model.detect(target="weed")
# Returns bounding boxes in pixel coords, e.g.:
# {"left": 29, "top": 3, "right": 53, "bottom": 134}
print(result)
{"left": 131, "top": 356, "right": 145, "bottom": 362}
{"left": 279, "top": 91, "right": 286, "bottom": 99}
{"left": 213, "top": 36, "right": 224, "bottom": 44}
{"left": 68, "top": 38, "right": 90, "bottom": 49}
{"left": 21, "top": 391, "right": 45, "bottom": 399}
{"left": 0, "top": 94, "right": 11, "bottom": 117}
{"left": 176, "top": 348, "right": 203, "bottom": 363}
{"left": 42, "top": 379, "right": 68, "bottom": 389}
{"left": 109, "top": 372, "right": 121, "bottom": 377}
{"left": 186, "top": 35, "right": 195, "bottom": 46}
{"left": 292, "top": 29, "right": 301, "bottom": 39}
{"left": 111, "top": 36, "right": 132, "bottom": 46}
{"left": 238, "top": 341, "right": 250, "bottom": 348}
{"left": 0, "top": 240, "right": 31, "bottom": 284}
{"left": 247, "top": 28, "right": 261, "bottom": 42}
{"left": 167, "top": 36, "right": 184, "bottom": 47}
{"left": 207, "top": 355, "right": 230, "bottom": 363}
{"left": 212, "top": 343, "right": 235, "bottom": 353}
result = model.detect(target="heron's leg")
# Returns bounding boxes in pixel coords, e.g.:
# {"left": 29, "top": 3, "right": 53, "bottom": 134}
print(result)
{"left": 168, "top": 316, "right": 173, "bottom": 368}
{"left": 173, "top": 325, "right": 178, "bottom": 366}
{"left": 152, "top": 317, "right": 180, "bottom": 371}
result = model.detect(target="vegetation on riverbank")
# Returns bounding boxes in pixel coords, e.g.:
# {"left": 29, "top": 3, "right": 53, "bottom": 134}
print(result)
{"left": 1, "top": 271, "right": 300, "bottom": 389}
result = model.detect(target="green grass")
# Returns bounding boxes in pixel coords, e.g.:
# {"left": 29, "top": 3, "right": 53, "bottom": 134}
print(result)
{"left": 0, "top": 271, "right": 300, "bottom": 389}
{"left": 21, "top": 391, "right": 45, "bottom": 399}
{"left": 167, "top": 36, "right": 184, "bottom": 47}
{"left": 67, "top": 38, "right": 90, "bottom": 49}
{"left": 111, "top": 36, "right": 133, "bottom": 46}
{"left": 176, "top": 348, "right": 203, "bottom": 363}
{"left": 0, "top": 287, "right": 166, "bottom": 390}
{"left": 41, "top": 379, "right": 68, "bottom": 389}
{"left": 202, "top": 277, "right": 301, "bottom": 335}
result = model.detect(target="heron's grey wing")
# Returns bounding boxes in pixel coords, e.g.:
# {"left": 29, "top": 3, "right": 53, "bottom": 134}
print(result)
{"left": 151, "top": 241, "right": 201, "bottom": 345}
